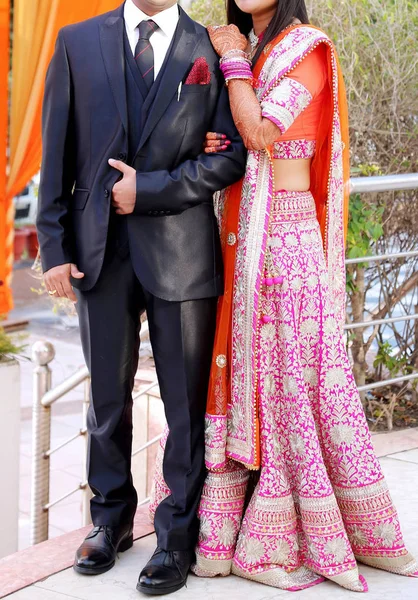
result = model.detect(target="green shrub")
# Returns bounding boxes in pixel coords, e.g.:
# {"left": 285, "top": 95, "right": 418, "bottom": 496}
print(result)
{"left": 0, "top": 326, "right": 26, "bottom": 363}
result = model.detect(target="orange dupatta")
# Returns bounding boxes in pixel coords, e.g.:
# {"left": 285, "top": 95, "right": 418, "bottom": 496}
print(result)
{"left": 206, "top": 25, "right": 350, "bottom": 470}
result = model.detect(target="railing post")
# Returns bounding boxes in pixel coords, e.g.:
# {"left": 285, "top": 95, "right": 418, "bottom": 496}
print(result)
{"left": 81, "top": 377, "right": 93, "bottom": 526}
{"left": 415, "top": 305, "right": 418, "bottom": 368}
{"left": 30, "top": 341, "right": 55, "bottom": 545}
{"left": 412, "top": 305, "right": 418, "bottom": 404}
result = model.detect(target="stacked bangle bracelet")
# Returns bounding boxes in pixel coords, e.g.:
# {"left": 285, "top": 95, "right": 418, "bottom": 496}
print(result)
{"left": 220, "top": 49, "right": 253, "bottom": 86}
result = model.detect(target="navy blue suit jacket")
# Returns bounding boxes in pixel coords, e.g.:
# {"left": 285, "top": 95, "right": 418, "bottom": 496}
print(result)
{"left": 37, "top": 4, "right": 246, "bottom": 301}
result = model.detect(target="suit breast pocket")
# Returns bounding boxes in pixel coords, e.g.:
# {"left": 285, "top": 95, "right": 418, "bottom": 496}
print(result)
{"left": 181, "top": 84, "right": 211, "bottom": 95}
{"left": 180, "top": 86, "right": 213, "bottom": 137}
{"left": 72, "top": 189, "right": 90, "bottom": 211}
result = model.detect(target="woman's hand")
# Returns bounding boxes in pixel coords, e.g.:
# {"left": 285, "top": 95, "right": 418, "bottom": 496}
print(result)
{"left": 204, "top": 132, "right": 231, "bottom": 154}
{"left": 207, "top": 25, "right": 248, "bottom": 58}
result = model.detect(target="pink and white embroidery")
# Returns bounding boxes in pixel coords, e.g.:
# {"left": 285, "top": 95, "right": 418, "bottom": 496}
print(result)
{"left": 261, "top": 77, "right": 312, "bottom": 134}
{"left": 196, "top": 192, "right": 416, "bottom": 590}
{"left": 150, "top": 191, "right": 418, "bottom": 590}
{"left": 205, "top": 414, "right": 228, "bottom": 470}
{"left": 149, "top": 26, "right": 418, "bottom": 593}
{"left": 272, "top": 139, "right": 316, "bottom": 160}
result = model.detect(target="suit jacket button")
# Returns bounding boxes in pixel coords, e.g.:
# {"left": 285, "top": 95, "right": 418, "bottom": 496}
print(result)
{"left": 104, "top": 189, "right": 110, "bottom": 198}
{"left": 118, "top": 152, "right": 127, "bottom": 161}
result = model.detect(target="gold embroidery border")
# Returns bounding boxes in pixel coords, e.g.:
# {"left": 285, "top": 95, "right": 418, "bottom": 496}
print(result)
{"left": 356, "top": 552, "right": 418, "bottom": 576}
{"left": 231, "top": 561, "right": 322, "bottom": 590}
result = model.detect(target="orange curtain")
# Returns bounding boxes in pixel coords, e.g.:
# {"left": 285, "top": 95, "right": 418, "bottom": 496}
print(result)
{"left": 0, "top": 0, "right": 11, "bottom": 313}
{"left": 0, "top": 0, "right": 121, "bottom": 314}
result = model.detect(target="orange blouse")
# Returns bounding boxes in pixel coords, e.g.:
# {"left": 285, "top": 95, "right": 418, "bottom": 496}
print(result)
{"left": 280, "top": 45, "right": 328, "bottom": 141}
{"left": 261, "top": 46, "right": 328, "bottom": 159}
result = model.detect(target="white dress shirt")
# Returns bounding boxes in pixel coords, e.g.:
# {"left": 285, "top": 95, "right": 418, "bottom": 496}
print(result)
{"left": 124, "top": 0, "right": 179, "bottom": 80}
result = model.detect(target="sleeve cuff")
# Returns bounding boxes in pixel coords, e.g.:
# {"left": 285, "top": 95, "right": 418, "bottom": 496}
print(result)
{"left": 260, "top": 77, "right": 312, "bottom": 135}
{"left": 260, "top": 109, "right": 287, "bottom": 134}
{"left": 40, "top": 251, "right": 73, "bottom": 274}
{"left": 134, "top": 173, "right": 173, "bottom": 216}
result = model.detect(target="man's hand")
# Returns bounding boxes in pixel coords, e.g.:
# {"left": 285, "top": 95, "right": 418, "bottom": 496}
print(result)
{"left": 108, "top": 159, "right": 136, "bottom": 215}
{"left": 44, "top": 263, "right": 85, "bottom": 303}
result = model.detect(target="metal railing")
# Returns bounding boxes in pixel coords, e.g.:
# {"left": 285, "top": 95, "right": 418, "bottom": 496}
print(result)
{"left": 30, "top": 173, "right": 418, "bottom": 545}
{"left": 346, "top": 175, "right": 418, "bottom": 394}
{"left": 30, "top": 322, "right": 162, "bottom": 546}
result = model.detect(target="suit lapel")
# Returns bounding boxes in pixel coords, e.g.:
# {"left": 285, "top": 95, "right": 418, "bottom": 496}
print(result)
{"left": 136, "top": 9, "right": 204, "bottom": 154}
{"left": 99, "top": 6, "right": 128, "bottom": 133}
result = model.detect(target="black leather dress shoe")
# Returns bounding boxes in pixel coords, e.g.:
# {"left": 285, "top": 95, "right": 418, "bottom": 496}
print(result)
{"left": 74, "top": 524, "right": 133, "bottom": 575}
{"left": 137, "top": 547, "right": 195, "bottom": 595}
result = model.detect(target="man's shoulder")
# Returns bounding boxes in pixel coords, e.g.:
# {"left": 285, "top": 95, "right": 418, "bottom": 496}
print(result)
{"left": 188, "top": 18, "right": 207, "bottom": 37}
{"left": 182, "top": 9, "right": 210, "bottom": 41}
{"left": 183, "top": 12, "right": 217, "bottom": 61}
{"left": 58, "top": 8, "right": 119, "bottom": 42}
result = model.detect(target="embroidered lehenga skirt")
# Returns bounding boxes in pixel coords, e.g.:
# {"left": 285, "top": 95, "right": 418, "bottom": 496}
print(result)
{"left": 151, "top": 190, "right": 417, "bottom": 592}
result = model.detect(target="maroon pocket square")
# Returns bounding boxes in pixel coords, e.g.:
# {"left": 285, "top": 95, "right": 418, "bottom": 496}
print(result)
{"left": 185, "top": 57, "right": 211, "bottom": 85}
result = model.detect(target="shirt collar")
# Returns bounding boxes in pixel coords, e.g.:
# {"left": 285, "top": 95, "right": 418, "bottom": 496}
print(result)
{"left": 124, "top": 1, "right": 179, "bottom": 38}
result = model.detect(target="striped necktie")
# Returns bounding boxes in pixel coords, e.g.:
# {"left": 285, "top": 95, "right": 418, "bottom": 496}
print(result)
{"left": 134, "top": 20, "right": 158, "bottom": 92}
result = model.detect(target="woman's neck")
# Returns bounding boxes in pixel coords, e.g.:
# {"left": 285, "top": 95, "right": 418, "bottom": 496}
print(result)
{"left": 252, "top": 13, "right": 300, "bottom": 37}
{"left": 252, "top": 8, "right": 276, "bottom": 37}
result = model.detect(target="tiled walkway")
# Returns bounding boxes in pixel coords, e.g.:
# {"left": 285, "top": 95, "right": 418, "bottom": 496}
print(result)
{"left": 2, "top": 445, "right": 418, "bottom": 600}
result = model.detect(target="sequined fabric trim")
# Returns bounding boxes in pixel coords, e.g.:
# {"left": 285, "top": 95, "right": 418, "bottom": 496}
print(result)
{"left": 231, "top": 562, "right": 324, "bottom": 591}
{"left": 261, "top": 77, "right": 312, "bottom": 134}
{"left": 272, "top": 139, "right": 316, "bottom": 160}
{"left": 192, "top": 553, "right": 232, "bottom": 577}
{"left": 355, "top": 553, "right": 418, "bottom": 576}
{"left": 271, "top": 190, "right": 316, "bottom": 222}
{"left": 328, "top": 570, "right": 367, "bottom": 592}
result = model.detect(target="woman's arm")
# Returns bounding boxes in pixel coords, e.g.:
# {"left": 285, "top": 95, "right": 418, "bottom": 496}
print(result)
{"left": 207, "top": 26, "right": 326, "bottom": 152}
{"left": 208, "top": 25, "right": 280, "bottom": 151}
{"left": 222, "top": 79, "right": 281, "bottom": 151}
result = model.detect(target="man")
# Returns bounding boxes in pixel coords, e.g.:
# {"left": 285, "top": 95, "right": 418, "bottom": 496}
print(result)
{"left": 37, "top": 0, "right": 246, "bottom": 595}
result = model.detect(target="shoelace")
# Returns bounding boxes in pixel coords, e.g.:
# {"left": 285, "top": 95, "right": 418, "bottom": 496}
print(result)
{"left": 166, "top": 551, "right": 188, "bottom": 587}
{"left": 150, "top": 547, "right": 190, "bottom": 587}
{"left": 95, "top": 525, "right": 118, "bottom": 555}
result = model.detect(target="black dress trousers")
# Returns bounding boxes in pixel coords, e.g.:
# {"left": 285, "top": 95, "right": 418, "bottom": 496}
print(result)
{"left": 75, "top": 238, "right": 217, "bottom": 551}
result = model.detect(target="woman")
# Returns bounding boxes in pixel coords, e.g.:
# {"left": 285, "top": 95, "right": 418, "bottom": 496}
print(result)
{"left": 151, "top": 0, "right": 418, "bottom": 591}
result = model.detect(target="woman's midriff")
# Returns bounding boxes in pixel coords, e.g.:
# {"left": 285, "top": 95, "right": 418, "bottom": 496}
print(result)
{"left": 272, "top": 157, "right": 312, "bottom": 192}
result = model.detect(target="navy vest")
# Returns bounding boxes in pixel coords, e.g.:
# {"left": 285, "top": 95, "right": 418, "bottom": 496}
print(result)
{"left": 124, "top": 24, "right": 179, "bottom": 162}
{"left": 123, "top": 30, "right": 146, "bottom": 163}
{"left": 108, "top": 26, "right": 178, "bottom": 255}
{"left": 107, "top": 30, "right": 149, "bottom": 255}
